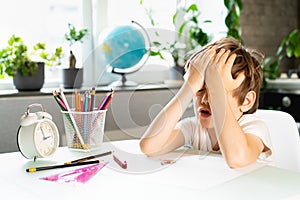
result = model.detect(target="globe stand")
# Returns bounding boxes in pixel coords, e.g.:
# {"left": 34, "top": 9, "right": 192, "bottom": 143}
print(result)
{"left": 109, "top": 73, "right": 137, "bottom": 87}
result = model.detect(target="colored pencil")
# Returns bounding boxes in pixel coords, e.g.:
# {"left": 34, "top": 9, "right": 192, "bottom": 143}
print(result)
{"left": 98, "top": 89, "right": 114, "bottom": 110}
{"left": 90, "top": 87, "right": 96, "bottom": 111}
{"left": 83, "top": 91, "right": 89, "bottom": 138}
{"left": 52, "top": 91, "right": 67, "bottom": 111}
{"left": 64, "top": 151, "right": 113, "bottom": 164}
{"left": 59, "top": 88, "right": 85, "bottom": 147}
{"left": 26, "top": 160, "right": 101, "bottom": 173}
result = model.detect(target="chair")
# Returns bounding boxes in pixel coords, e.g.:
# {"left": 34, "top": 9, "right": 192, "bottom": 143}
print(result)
{"left": 256, "top": 109, "right": 300, "bottom": 172}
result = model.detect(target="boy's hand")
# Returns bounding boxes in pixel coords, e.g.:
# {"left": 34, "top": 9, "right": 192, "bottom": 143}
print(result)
{"left": 185, "top": 47, "right": 216, "bottom": 94}
{"left": 209, "top": 48, "right": 243, "bottom": 94}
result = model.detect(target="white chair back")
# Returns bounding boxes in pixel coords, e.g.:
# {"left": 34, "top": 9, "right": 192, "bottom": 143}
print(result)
{"left": 256, "top": 109, "right": 300, "bottom": 172}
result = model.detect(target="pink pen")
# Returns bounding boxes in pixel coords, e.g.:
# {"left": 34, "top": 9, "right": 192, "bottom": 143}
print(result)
{"left": 113, "top": 155, "right": 127, "bottom": 169}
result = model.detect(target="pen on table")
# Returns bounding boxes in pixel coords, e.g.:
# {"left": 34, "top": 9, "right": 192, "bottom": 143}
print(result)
{"left": 26, "top": 160, "right": 101, "bottom": 173}
{"left": 64, "top": 151, "right": 113, "bottom": 164}
{"left": 113, "top": 154, "right": 127, "bottom": 169}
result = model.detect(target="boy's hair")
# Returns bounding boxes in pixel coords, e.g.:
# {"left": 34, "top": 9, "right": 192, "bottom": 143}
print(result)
{"left": 186, "top": 37, "right": 264, "bottom": 114}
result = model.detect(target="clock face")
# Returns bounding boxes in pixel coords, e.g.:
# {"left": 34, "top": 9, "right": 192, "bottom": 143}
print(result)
{"left": 34, "top": 121, "right": 58, "bottom": 157}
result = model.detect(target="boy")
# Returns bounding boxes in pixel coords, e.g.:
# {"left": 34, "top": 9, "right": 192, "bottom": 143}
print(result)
{"left": 140, "top": 37, "right": 273, "bottom": 168}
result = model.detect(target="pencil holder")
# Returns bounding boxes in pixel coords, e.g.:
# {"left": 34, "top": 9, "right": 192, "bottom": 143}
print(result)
{"left": 61, "top": 109, "right": 107, "bottom": 150}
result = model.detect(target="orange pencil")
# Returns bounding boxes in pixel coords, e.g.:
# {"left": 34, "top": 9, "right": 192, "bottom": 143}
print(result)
{"left": 88, "top": 93, "right": 91, "bottom": 112}
{"left": 75, "top": 90, "right": 80, "bottom": 111}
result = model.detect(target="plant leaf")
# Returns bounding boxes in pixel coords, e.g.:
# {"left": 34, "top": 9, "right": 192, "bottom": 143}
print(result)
{"left": 186, "top": 4, "right": 198, "bottom": 12}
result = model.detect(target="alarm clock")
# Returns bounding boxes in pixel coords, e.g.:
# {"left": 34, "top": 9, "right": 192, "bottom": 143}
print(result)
{"left": 17, "top": 103, "right": 60, "bottom": 160}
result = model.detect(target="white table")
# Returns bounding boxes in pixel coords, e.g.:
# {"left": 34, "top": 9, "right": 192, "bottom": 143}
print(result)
{"left": 1, "top": 139, "right": 300, "bottom": 200}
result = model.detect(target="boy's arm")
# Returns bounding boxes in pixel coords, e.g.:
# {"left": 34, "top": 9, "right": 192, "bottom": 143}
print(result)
{"left": 140, "top": 51, "right": 208, "bottom": 156}
{"left": 139, "top": 82, "right": 192, "bottom": 156}
{"left": 205, "top": 49, "right": 265, "bottom": 168}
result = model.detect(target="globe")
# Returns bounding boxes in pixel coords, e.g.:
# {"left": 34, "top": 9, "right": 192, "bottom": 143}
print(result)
{"left": 101, "top": 21, "right": 150, "bottom": 87}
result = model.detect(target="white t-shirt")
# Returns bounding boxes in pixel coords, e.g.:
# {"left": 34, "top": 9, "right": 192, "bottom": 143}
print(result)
{"left": 176, "top": 113, "right": 273, "bottom": 161}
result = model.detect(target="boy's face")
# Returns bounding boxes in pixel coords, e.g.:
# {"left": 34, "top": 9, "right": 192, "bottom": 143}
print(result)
{"left": 195, "top": 87, "right": 243, "bottom": 128}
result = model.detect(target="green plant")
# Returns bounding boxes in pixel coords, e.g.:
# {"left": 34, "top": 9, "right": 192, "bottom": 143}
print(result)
{"left": 64, "top": 23, "right": 88, "bottom": 68}
{"left": 276, "top": 29, "right": 300, "bottom": 59}
{"left": 0, "top": 35, "right": 62, "bottom": 78}
{"left": 140, "top": 1, "right": 211, "bottom": 67}
{"left": 262, "top": 29, "right": 300, "bottom": 88}
{"left": 224, "top": 0, "right": 243, "bottom": 41}
{"left": 64, "top": 23, "right": 88, "bottom": 47}
{"left": 175, "top": 4, "right": 211, "bottom": 50}
{"left": 33, "top": 42, "right": 63, "bottom": 67}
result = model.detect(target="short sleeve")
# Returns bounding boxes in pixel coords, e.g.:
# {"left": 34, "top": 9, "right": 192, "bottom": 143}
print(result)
{"left": 175, "top": 117, "right": 198, "bottom": 146}
{"left": 239, "top": 114, "right": 273, "bottom": 160}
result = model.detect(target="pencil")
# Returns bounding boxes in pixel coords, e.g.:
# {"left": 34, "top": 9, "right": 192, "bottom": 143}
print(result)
{"left": 64, "top": 151, "right": 113, "bottom": 164}
{"left": 52, "top": 92, "right": 67, "bottom": 111}
{"left": 97, "top": 93, "right": 109, "bottom": 110}
{"left": 98, "top": 89, "right": 114, "bottom": 110}
{"left": 83, "top": 91, "right": 89, "bottom": 138}
{"left": 59, "top": 88, "right": 85, "bottom": 147}
{"left": 75, "top": 90, "right": 80, "bottom": 111}
{"left": 90, "top": 87, "right": 95, "bottom": 111}
{"left": 26, "top": 160, "right": 101, "bottom": 173}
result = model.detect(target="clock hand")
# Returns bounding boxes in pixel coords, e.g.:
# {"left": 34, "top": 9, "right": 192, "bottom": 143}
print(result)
{"left": 41, "top": 127, "right": 51, "bottom": 140}
{"left": 44, "top": 136, "right": 51, "bottom": 140}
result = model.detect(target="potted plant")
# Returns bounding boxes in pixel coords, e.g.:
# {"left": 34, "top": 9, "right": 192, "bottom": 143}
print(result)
{"left": 62, "top": 23, "right": 88, "bottom": 89}
{"left": 262, "top": 29, "right": 300, "bottom": 89}
{"left": 0, "top": 35, "right": 62, "bottom": 91}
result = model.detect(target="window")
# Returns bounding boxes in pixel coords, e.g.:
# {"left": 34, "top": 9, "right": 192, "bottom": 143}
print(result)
{"left": 0, "top": 0, "right": 227, "bottom": 90}
{"left": 0, "top": 0, "right": 83, "bottom": 89}
{"left": 91, "top": 0, "right": 178, "bottom": 86}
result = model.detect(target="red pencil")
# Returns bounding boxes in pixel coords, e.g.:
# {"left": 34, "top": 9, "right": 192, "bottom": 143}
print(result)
{"left": 98, "top": 90, "right": 114, "bottom": 110}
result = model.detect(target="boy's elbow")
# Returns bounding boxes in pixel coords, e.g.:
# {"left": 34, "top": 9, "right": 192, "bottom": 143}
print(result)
{"left": 140, "top": 138, "right": 168, "bottom": 157}
{"left": 226, "top": 159, "right": 249, "bottom": 169}
{"left": 139, "top": 139, "right": 156, "bottom": 157}
{"left": 223, "top": 151, "right": 256, "bottom": 169}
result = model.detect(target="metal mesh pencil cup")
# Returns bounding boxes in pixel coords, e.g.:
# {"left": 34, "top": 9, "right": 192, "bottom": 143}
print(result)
{"left": 61, "top": 109, "right": 107, "bottom": 150}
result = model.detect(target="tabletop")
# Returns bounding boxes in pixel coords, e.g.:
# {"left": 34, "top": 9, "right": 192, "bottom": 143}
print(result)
{"left": 1, "top": 139, "right": 300, "bottom": 200}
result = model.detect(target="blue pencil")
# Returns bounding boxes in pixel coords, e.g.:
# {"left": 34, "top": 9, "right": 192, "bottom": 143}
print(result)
{"left": 83, "top": 91, "right": 89, "bottom": 139}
